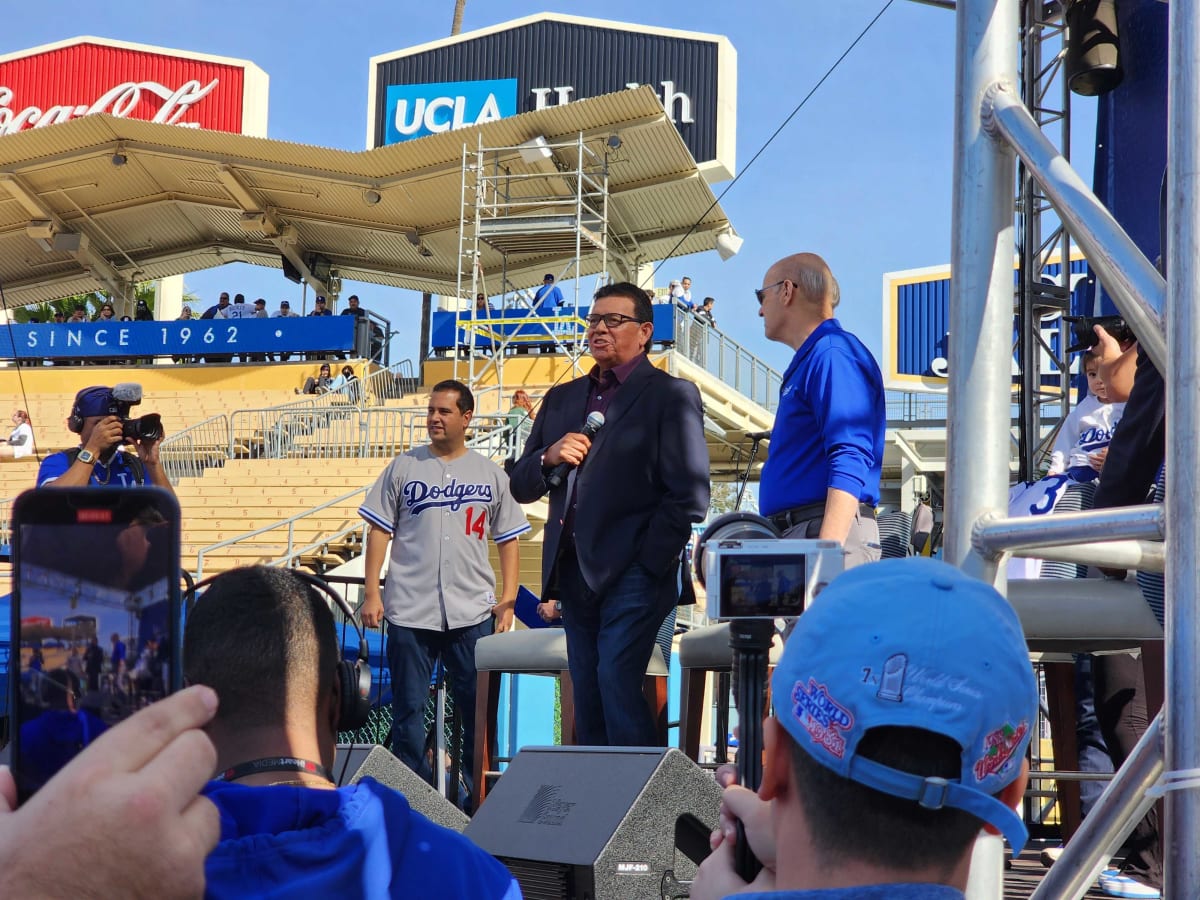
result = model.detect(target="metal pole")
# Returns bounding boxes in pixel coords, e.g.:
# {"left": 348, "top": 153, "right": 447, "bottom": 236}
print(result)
{"left": 946, "top": 0, "right": 1018, "bottom": 582}
{"left": 1011, "top": 539, "right": 1165, "bottom": 574}
{"left": 984, "top": 85, "right": 1167, "bottom": 371}
{"left": 1030, "top": 715, "right": 1164, "bottom": 900}
{"left": 972, "top": 504, "right": 1164, "bottom": 557}
{"left": 1165, "top": 0, "right": 1200, "bottom": 891}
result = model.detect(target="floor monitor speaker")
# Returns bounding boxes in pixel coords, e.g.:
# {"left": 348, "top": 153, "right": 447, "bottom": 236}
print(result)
{"left": 465, "top": 746, "right": 721, "bottom": 900}
{"left": 334, "top": 743, "right": 469, "bottom": 833}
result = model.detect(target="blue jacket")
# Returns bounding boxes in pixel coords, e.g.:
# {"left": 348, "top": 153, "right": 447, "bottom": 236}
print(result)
{"left": 203, "top": 778, "right": 521, "bottom": 899}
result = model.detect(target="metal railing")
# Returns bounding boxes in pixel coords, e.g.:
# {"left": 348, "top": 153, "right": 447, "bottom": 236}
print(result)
{"left": 159, "top": 413, "right": 229, "bottom": 483}
{"left": 672, "top": 307, "right": 782, "bottom": 411}
{"left": 194, "top": 486, "right": 368, "bottom": 579}
{"left": 361, "top": 358, "right": 417, "bottom": 404}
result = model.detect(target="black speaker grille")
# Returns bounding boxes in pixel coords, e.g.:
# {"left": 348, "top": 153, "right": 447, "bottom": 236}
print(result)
{"left": 499, "top": 857, "right": 584, "bottom": 900}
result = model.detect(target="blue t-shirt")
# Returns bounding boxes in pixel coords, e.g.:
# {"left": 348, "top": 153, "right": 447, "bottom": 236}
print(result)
{"left": 736, "top": 885, "right": 962, "bottom": 900}
{"left": 37, "top": 449, "right": 143, "bottom": 487}
{"left": 759, "top": 319, "right": 885, "bottom": 516}
{"left": 533, "top": 284, "right": 564, "bottom": 314}
{"left": 202, "top": 777, "right": 522, "bottom": 900}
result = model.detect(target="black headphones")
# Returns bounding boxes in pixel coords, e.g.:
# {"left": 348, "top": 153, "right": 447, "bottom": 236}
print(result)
{"left": 189, "top": 569, "right": 373, "bottom": 733}
{"left": 67, "top": 389, "right": 89, "bottom": 434}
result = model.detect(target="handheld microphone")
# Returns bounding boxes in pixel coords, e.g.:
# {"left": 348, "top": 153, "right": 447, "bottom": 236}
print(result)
{"left": 547, "top": 411, "right": 606, "bottom": 489}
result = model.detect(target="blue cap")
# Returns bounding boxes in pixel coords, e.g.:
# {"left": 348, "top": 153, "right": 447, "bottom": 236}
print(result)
{"left": 74, "top": 386, "right": 115, "bottom": 419}
{"left": 774, "top": 557, "right": 1037, "bottom": 853}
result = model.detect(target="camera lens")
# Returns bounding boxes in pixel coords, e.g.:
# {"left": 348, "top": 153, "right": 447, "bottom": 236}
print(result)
{"left": 123, "top": 413, "right": 163, "bottom": 442}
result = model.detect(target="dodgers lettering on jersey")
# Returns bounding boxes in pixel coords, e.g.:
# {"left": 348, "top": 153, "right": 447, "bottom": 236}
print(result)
{"left": 402, "top": 478, "right": 493, "bottom": 515}
{"left": 359, "top": 445, "right": 530, "bottom": 631}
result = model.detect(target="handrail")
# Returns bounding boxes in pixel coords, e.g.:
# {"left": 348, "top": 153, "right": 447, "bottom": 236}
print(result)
{"left": 194, "top": 485, "right": 368, "bottom": 579}
{"left": 672, "top": 306, "right": 782, "bottom": 411}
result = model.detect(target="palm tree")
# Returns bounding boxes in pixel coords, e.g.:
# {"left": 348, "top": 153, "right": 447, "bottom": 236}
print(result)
{"left": 11, "top": 282, "right": 198, "bottom": 323}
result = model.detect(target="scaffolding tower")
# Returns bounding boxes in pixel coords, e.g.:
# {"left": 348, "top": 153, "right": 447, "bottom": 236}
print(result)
{"left": 452, "top": 133, "right": 618, "bottom": 404}
{"left": 1015, "top": 0, "right": 1076, "bottom": 481}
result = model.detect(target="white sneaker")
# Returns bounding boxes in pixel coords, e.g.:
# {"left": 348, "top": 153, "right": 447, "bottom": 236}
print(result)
{"left": 1098, "top": 871, "right": 1161, "bottom": 899}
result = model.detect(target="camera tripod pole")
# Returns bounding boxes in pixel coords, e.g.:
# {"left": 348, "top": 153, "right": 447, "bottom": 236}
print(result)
{"left": 729, "top": 617, "right": 776, "bottom": 883}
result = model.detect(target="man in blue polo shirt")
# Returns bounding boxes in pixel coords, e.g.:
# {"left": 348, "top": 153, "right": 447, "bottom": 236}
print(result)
{"left": 37, "top": 385, "right": 175, "bottom": 499}
{"left": 756, "top": 253, "right": 884, "bottom": 567}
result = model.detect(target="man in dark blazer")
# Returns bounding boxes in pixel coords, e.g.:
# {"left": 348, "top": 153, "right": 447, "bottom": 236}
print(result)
{"left": 510, "top": 282, "right": 710, "bottom": 746}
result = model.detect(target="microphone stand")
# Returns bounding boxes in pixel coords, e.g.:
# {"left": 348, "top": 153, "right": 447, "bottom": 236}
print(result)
{"left": 729, "top": 616, "right": 775, "bottom": 882}
{"left": 734, "top": 435, "right": 766, "bottom": 511}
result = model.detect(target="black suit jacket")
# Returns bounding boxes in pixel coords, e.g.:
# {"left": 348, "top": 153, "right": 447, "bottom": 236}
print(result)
{"left": 509, "top": 355, "right": 710, "bottom": 598}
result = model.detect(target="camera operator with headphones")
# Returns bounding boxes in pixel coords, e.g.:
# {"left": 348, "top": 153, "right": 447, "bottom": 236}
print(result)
{"left": 37, "top": 384, "right": 175, "bottom": 500}
{"left": 186, "top": 566, "right": 520, "bottom": 899}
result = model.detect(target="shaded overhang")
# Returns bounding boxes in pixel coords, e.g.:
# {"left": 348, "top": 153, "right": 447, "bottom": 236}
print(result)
{"left": 0, "top": 85, "right": 733, "bottom": 308}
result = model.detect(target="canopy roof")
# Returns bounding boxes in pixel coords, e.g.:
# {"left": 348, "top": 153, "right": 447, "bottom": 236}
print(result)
{"left": 0, "top": 86, "right": 732, "bottom": 307}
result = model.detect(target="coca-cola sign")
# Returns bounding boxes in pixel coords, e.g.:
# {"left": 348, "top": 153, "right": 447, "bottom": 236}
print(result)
{"left": 0, "top": 36, "right": 269, "bottom": 137}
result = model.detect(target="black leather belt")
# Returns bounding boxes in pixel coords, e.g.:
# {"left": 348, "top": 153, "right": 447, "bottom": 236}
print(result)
{"left": 769, "top": 501, "right": 876, "bottom": 532}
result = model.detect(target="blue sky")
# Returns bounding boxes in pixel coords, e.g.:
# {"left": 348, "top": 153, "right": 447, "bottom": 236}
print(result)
{"left": 5, "top": 1, "right": 1096, "bottom": 377}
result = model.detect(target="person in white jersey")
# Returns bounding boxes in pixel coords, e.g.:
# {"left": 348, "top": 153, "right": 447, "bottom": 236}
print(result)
{"left": 359, "top": 379, "right": 529, "bottom": 807}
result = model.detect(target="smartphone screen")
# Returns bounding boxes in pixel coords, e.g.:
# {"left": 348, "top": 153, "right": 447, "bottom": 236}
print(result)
{"left": 9, "top": 487, "right": 181, "bottom": 803}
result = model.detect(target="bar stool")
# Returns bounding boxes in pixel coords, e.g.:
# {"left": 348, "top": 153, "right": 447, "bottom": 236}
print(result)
{"left": 678, "top": 623, "right": 783, "bottom": 764}
{"left": 473, "top": 628, "right": 669, "bottom": 811}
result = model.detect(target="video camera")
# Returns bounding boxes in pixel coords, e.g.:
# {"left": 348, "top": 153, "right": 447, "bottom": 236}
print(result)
{"left": 1064, "top": 315, "right": 1136, "bottom": 354}
{"left": 693, "top": 512, "right": 844, "bottom": 620}
{"left": 109, "top": 383, "right": 164, "bottom": 443}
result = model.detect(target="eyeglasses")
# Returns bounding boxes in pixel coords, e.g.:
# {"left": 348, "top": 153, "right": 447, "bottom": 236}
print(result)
{"left": 585, "top": 313, "right": 646, "bottom": 330}
{"left": 755, "top": 280, "right": 789, "bottom": 305}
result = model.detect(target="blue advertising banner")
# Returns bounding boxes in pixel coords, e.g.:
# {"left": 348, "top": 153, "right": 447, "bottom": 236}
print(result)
{"left": 430, "top": 304, "right": 676, "bottom": 351}
{"left": 882, "top": 255, "right": 1093, "bottom": 394}
{"left": 6, "top": 318, "right": 355, "bottom": 360}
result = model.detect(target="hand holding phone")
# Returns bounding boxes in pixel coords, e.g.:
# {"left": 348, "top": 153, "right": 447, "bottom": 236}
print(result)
{"left": 8, "top": 487, "right": 182, "bottom": 803}
{"left": 0, "top": 685, "right": 220, "bottom": 898}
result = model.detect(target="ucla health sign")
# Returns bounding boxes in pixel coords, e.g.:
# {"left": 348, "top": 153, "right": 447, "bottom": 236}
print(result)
{"left": 369, "top": 13, "right": 736, "bottom": 181}
{"left": 385, "top": 78, "right": 516, "bottom": 142}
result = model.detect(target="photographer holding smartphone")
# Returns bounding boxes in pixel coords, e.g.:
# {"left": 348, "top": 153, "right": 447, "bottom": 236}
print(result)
{"left": 37, "top": 385, "right": 175, "bottom": 500}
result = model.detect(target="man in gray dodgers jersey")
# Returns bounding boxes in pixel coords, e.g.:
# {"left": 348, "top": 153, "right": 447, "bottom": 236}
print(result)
{"left": 359, "top": 380, "right": 529, "bottom": 803}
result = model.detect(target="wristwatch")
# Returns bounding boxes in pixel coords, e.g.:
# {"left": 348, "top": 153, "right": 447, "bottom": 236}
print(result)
{"left": 77, "top": 448, "right": 97, "bottom": 465}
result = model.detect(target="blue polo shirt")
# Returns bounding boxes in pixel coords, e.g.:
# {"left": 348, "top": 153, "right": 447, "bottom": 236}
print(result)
{"left": 759, "top": 319, "right": 885, "bottom": 517}
{"left": 534, "top": 283, "right": 564, "bottom": 314}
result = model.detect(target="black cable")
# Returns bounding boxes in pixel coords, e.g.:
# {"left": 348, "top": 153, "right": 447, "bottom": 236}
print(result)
{"left": 641, "top": 0, "right": 897, "bottom": 286}
{"left": 0, "top": 276, "right": 42, "bottom": 465}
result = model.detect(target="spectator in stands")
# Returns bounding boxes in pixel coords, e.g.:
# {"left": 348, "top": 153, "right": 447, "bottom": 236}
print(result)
{"left": 298, "top": 363, "right": 334, "bottom": 395}
{"left": 222, "top": 294, "right": 253, "bottom": 321}
{"left": 52, "top": 310, "right": 65, "bottom": 324}
{"left": 691, "top": 558, "right": 1036, "bottom": 900}
{"left": 696, "top": 296, "right": 717, "bottom": 328}
{"left": 0, "top": 409, "right": 35, "bottom": 460}
{"left": 252, "top": 298, "right": 268, "bottom": 318}
{"left": 177, "top": 305, "right": 194, "bottom": 321}
{"left": 329, "top": 365, "right": 361, "bottom": 403}
{"left": 134, "top": 299, "right": 154, "bottom": 322}
{"left": 533, "top": 273, "right": 564, "bottom": 314}
{"left": 340, "top": 294, "right": 367, "bottom": 319}
{"left": 272, "top": 300, "right": 300, "bottom": 362}
{"left": 309, "top": 296, "right": 333, "bottom": 317}
{"left": 184, "top": 566, "right": 521, "bottom": 899}
{"left": 69, "top": 306, "right": 87, "bottom": 323}
{"left": 505, "top": 389, "right": 534, "bottom": 460}
{"left": 94, "top": 303, "right": 116, "bottom": 322}
{"left": 37, "top": 385, "right": 175, "bottom": 498}
{"left": 201, "top": 292, "right": 231, "bottom": 320}
{"left": 0, "top": 685, "right": 222, "bottom": 900}
{"left": 671, "top": 276, "right": 694, "bottom": 309}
